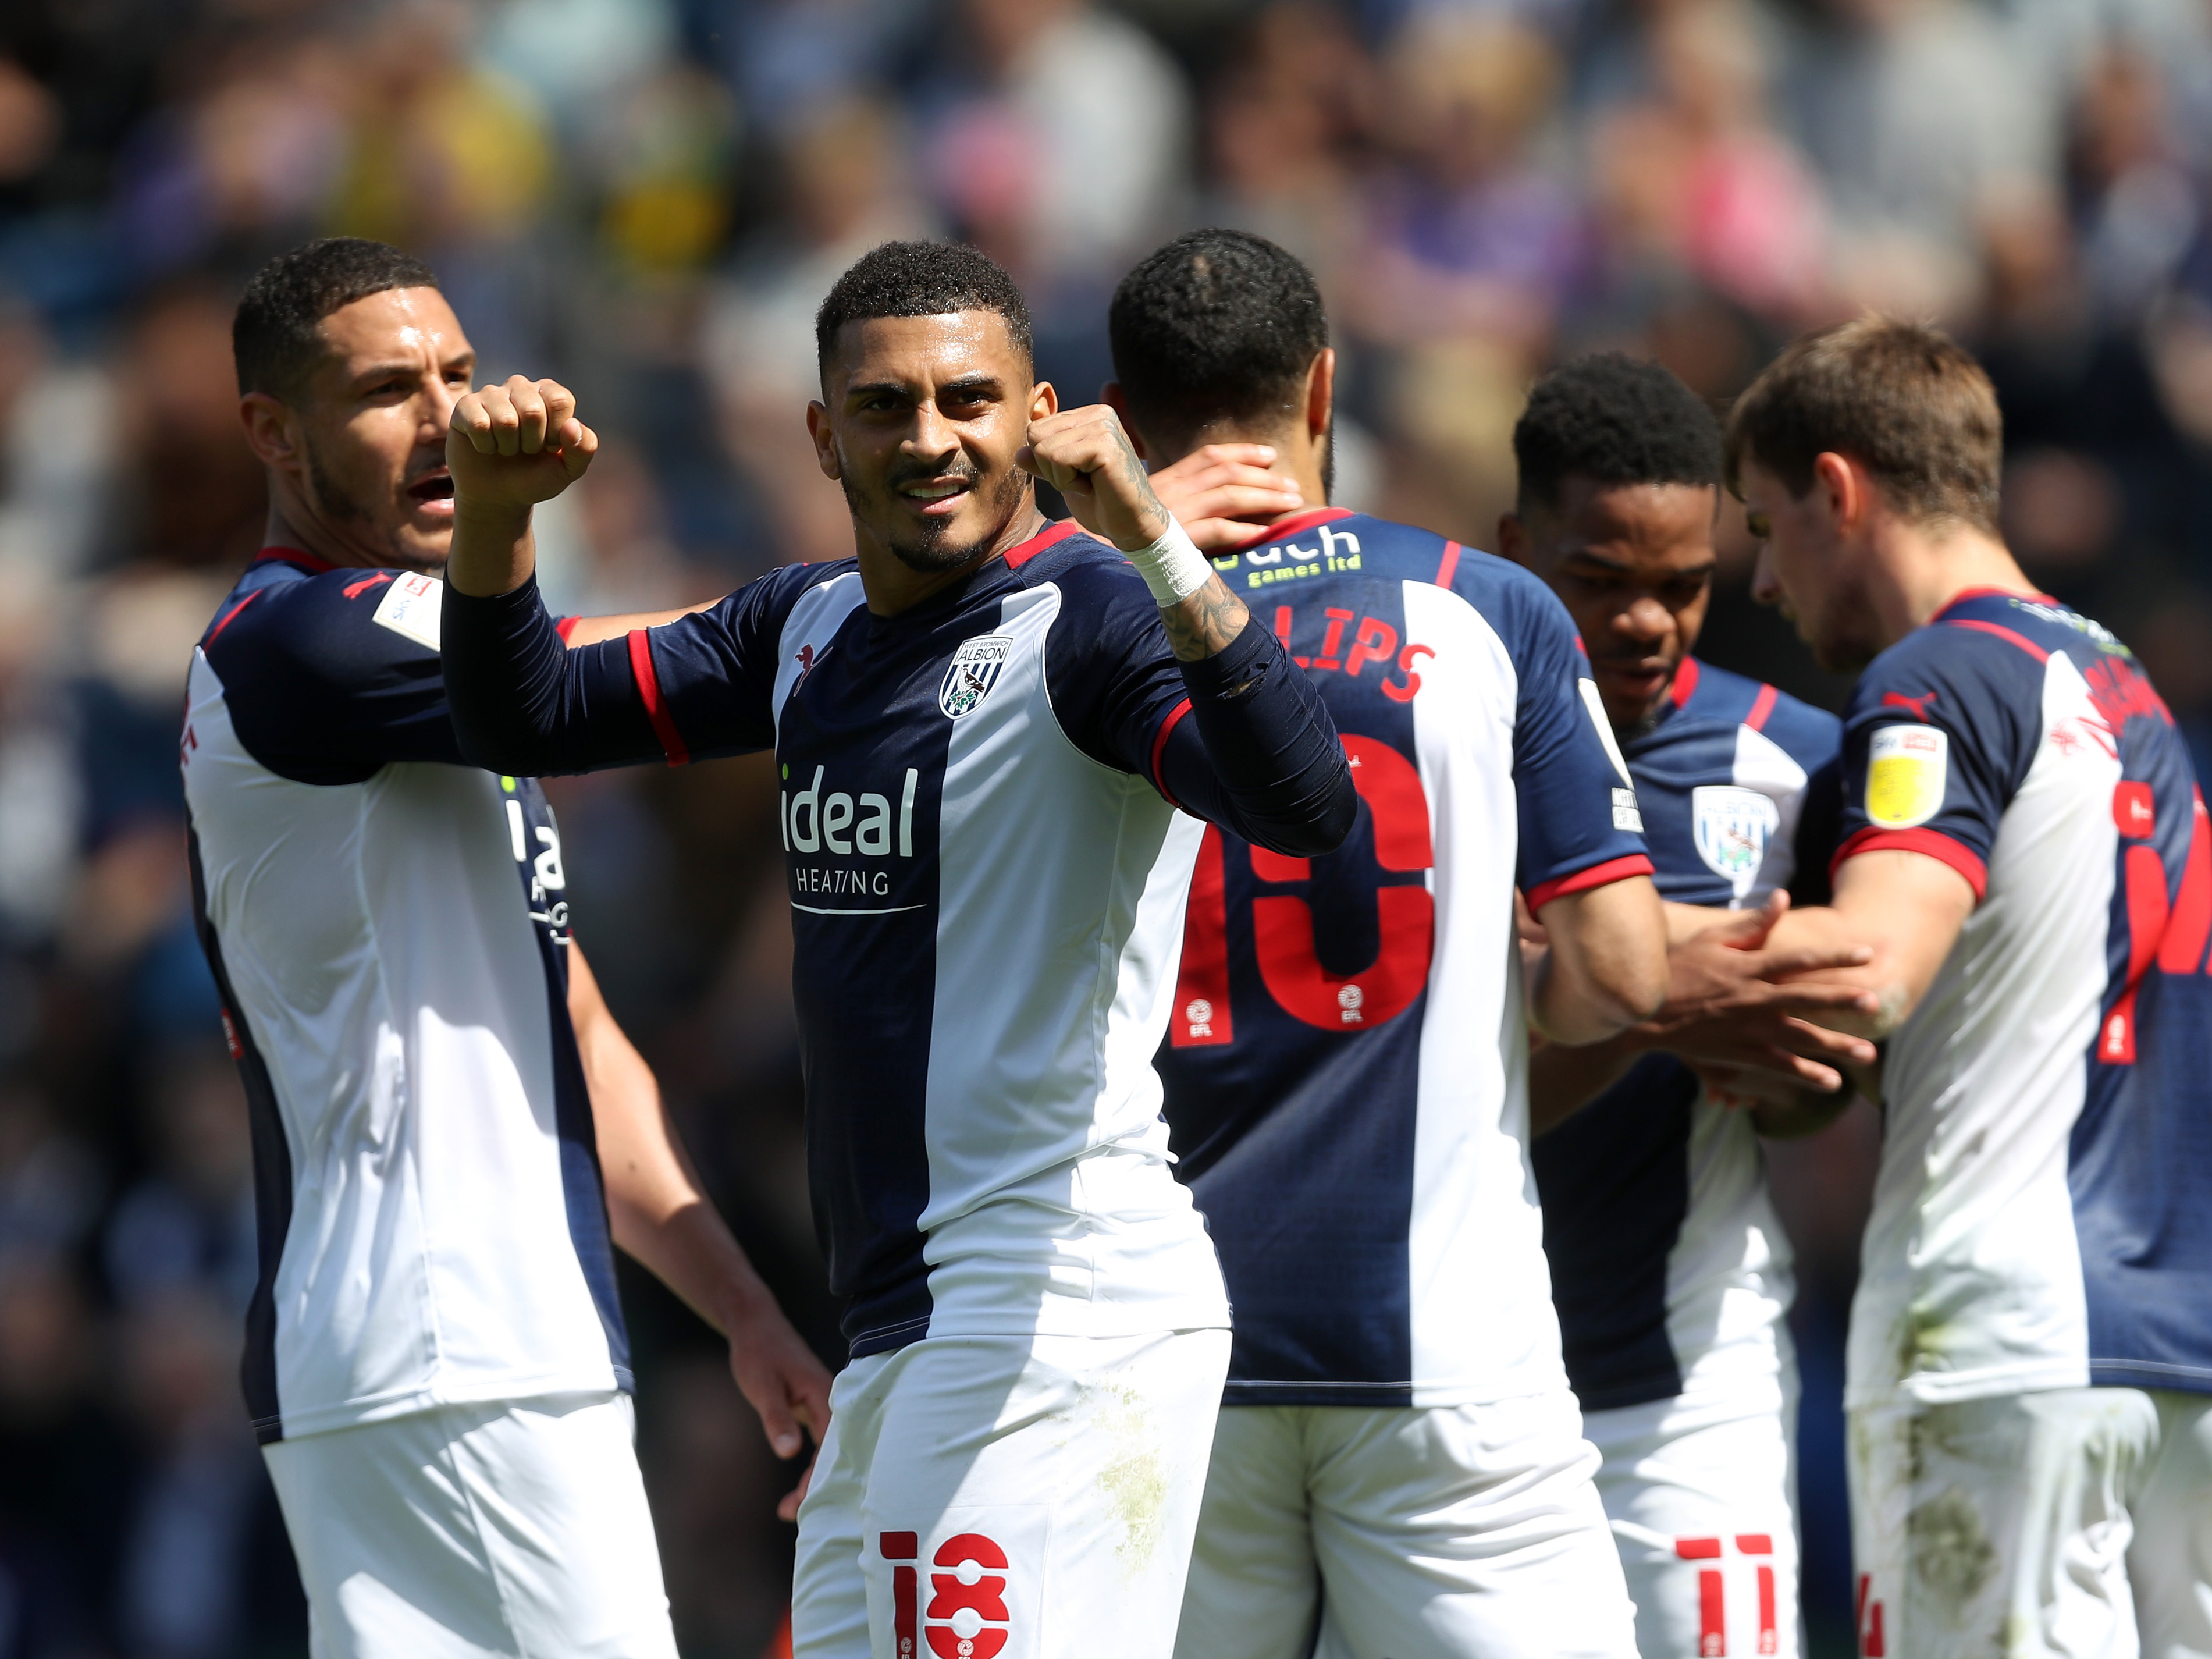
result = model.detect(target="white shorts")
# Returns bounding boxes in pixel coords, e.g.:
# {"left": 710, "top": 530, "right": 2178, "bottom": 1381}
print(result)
{"left": 1848, "top": 1386, "right": 2212, "bottom": 1659}
{"left": 791, "top": 1328, "right": 1231, "bottom": 1659}
{"left": 261, "top": 1390, "right": 677, "bottom": 1659}
{"left": 1175, "top": 1390, "right": 1640, "bottom": 1659}
{"left": 1583, "top": 1388, "right": 1802, "bottom": 1659}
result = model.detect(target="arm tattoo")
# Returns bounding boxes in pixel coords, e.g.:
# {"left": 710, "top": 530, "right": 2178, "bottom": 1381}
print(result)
{"left": 1162, "top": 575, "right": 1252, "bottom": 665}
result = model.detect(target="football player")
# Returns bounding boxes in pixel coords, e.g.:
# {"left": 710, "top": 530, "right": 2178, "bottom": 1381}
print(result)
{"left": 187, "top": 238, "right": 829, "bottom": 1657}
{"left": 1118, "top": 230, "right": 1862, "bottom": 1659}
{"left": 1723, "top": 317, "right": 2212, "bottom": 1658}
{"left": 1499, "top": 354, "right": 1873, "bottom": 1659}
{"left": 434, "top": 240, "right": 1360, "bottom": 1659}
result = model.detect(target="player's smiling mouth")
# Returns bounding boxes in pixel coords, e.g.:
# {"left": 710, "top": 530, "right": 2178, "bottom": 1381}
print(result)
{"left": 897, "top": 477, "right": 972, "bottom": 515}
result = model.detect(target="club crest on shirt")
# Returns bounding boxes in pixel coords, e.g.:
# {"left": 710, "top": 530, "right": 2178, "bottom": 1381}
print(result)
{"left": 938, "top": 634, "right": 1013, "bottom": 719}
{"left": 1866, "top": 723, "right": 1947, "bottom": 829}
{"left": 1692, "top": 784, "right": 1780, "bottom": 899}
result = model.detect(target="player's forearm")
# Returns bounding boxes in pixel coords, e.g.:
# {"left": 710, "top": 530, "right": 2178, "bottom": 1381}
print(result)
{"left": 449, "top": 499, "right": 537, "bottom": 598}
{"left": 1162, "top": 620, "right": 1357, "bottom": 857}
{"left": 1748, "top": 1086, "right": 1856, "bottom": 1139}
{"left": 1528, "top": 876, "right": 1669, "bottom": 1043}
{"left": 573, "top": 958, "right": 782, "bottom": 1338}
{"left": 1160, "top": 574, "right": 1253, "bottom": 663}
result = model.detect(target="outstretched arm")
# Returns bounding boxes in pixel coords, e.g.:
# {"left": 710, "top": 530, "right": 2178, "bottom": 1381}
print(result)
{"left": 570, "top": 943, "right": 830, "bottom": 1516}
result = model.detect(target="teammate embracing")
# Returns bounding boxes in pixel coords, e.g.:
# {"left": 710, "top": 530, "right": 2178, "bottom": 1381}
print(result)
{"left": 1499, "top": 354, "right": 1879, "bottom": 1659}
{"left": 1721, "top": 318, "right": 2212, "bottom": 1658}
{"left": 434, "top": 240, "right": 1358, "bottom": 1659}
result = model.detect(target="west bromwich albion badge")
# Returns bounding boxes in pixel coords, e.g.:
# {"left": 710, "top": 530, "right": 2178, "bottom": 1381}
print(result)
{"left": 1865, "top": 724, "right": 1948, "bottom": 828}
{"left": 1692, "top": 784, "right": 1780, "bottom": 901}
{"left": 938, "top": 634, "right": 1013, "bottom": 719}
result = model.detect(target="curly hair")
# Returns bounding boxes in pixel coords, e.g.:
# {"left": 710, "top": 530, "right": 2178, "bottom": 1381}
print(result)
{"left": 1108, "top": 229, "right": 1329, "bottom": 451}
{"left": 1513, "top": 354, "right": 1723, "bottom": 516}
{"left": 815, "top": 241, "right": 1033, "bottom": 378}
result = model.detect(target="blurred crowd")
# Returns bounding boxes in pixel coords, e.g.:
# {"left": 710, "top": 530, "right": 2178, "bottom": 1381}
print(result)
{"left": 3, "top": 0, "right": 2210, "bottom": 1654}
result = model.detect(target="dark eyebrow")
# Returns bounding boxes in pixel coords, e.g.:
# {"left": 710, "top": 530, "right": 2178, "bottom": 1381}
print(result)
{"left": 1560, "top": 548, "right": 1717, "bottom": 578}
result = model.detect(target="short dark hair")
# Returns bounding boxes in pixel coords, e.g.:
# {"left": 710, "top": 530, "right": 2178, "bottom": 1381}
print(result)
{"left": 814, "top": 241, "right": 1033, "bottom": 376}
{"left": 233, "top": 237, "right": 441, "bottom": 399}
{"left": 1724, "top": 316, "right": 2001, "bottom": 535}
{"left": 1108, "top": 229, "right": 1329, "bottom": 449}
{"left": 1513, "top": 354, "right": 1723, "bottom": 516}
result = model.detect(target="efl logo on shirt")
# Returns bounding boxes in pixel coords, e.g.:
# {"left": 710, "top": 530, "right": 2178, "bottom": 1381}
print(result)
{"left": 939, "top": 634, "right": 1012, "bottom": 719}
{"left": 1865, "top": 724, "right": 1947, "bottom": 829}
{"left": 371, "top": 571, "right": 443, "bottom": 651}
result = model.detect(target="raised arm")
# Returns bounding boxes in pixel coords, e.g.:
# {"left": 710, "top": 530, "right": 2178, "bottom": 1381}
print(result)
{"left": 437, "top": 376, "right": 765, "bottom": 777}
{"left": 1023, "top": 406, "right": 1356, "bottom": 857}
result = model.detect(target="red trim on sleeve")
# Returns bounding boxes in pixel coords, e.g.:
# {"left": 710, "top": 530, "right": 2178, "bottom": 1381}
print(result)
{"left": 204, "top": 588, "right": 264, "bottom": 645}
{"left": 1222, "top": 506, "right": 1357, "bottom": 555}
{"left": 627, "top": 628, "right": 689, "bottom": 766}
{"left": 252, "top": 546, "right": 337, "bottom": 575}
{"left": 554, "top": 615, "right": 580, "bottom": 644}
{"left": 1830, "top": 826, "right": 1987, "bottom": 900}
{"left": 1001, "top": 519, "right": 1082, "bottom": 570}
{"left": 1148, "top": 697, "right": 1194, "bottom": 807}
{"left": 1433, "top": 540, "right": 1461, "bottom": 589}
{"left": 1744, "top": 682, "right": 1778, "bottom": 731}
{"left": 1944, "top": 617, "right": 2050, "bottom": 662}
{"left": 1525, "top": 853, "right": 1655, "bottom": 915}
{"left": 1670, "top": 656, "right": 1701, "bottom": 708}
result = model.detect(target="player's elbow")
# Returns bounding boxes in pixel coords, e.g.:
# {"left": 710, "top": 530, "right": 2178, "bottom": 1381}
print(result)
{"left": 1243, "top": 759, "right": 1358, "bottom": 859}
{"left": 1530, "top": 876, "right": 1668, "bottom": 1041}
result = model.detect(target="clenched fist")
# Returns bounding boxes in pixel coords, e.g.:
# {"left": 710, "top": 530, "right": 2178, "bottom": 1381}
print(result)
{"left": 447, "top": 375, "right": 599, "bottom": 512}
{"left": 1018, "top": 404, "right": 1171, "bottom": 552}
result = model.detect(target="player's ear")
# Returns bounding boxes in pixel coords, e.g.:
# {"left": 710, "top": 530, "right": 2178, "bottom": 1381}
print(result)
{"left": 1100, "top": 382, "right": 1147, "bottom": 461}
{"left": 1303, "top": 349, "right": 1335, "bottom": 445}
{"left": 240, "top": 391, "right": 302, "bottom": 474}
{"left": 1030, "top": 379, "right": 1058, "bottom": 421}
{"left": 805, "top": 401, "right": 840, "bottom": 482}
{"left": 1814, "top": 450, "right": 1860, "bottom": 533}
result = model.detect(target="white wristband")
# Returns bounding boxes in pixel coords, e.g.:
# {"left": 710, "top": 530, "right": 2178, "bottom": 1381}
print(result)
{"left": 1125, "top": 515, "right": 1214, "bottom": 607}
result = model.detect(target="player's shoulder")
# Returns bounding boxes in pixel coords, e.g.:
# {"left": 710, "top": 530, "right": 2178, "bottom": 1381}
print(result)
{"left": 1677, "top": 659, "right": 1841, "bottom": 762}
{"left": 202, "top": 555, "right": 434, "bottom": 671}
{"left": 1855, "top": 592, "right": 2063, "bottom": 717}
{"left": 1008, "top": 518, "right": 1150, "bottom": 610}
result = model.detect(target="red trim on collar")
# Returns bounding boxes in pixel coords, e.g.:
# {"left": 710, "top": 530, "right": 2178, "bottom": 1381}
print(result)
{"left": 1945, "top": 617, "right": 2050, "bottom": 662}
{"left": 1002, "top": 520, "right": 1082, "bottom": 570}
{"left": 253, "top": 546, "right": 338, "bottom": 574}
{"left": 1224, "top": 507, "right": 1356, "bottom": 556}
{"left": 1744, "top": 683, "right": 1778, "bottom": 731}
{"left": 1670, "top": 656, "right": 1701, "bottom": 708}
{"left": 1932, "top": 585, "right": 2058, "bottom": 620}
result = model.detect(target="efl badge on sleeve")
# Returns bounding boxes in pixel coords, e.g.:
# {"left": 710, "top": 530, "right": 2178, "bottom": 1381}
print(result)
{"left": 372, "top": 572, "right": 443, "bottom": 651}
{"left": 938, "top": 634, "right": 1013, "bottom": 719}
{"left": 1692, "top": 784, "right": 1780, "bottom": 901}
{"left": 1865, "top": 724, "right": 1948, "bottom": 829}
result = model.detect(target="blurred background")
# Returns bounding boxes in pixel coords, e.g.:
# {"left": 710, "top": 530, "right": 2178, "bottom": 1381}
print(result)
{"left": 1, "top": 0, "right": 2208, "bottom": 1653}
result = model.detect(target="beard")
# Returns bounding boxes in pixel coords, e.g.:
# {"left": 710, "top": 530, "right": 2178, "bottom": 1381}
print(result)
{"left": 301, "top": 432, "right": 444, "bottom": 572}
{"left": 840, "top": 449, "right": 1030, "bottom": 574}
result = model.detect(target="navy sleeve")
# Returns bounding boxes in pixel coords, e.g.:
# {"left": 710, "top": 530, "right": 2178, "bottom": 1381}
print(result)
{"left": 1045, "top": 558, "right": 1355, "bottom": 857}
{"left": 1788, "top": 756, "right": 1845, "bottom": 907}
{"left": 1832, "top": 631, "right": 2044, "bottom": 900}
{"left": 442, "top": 569, "right": 801, "bottom": 776}
{"left": 204, "top": 571, "right": 466, "bottom": 784}
{"left": 1499, "top": 577, "right": 1655, "bottom": 909}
